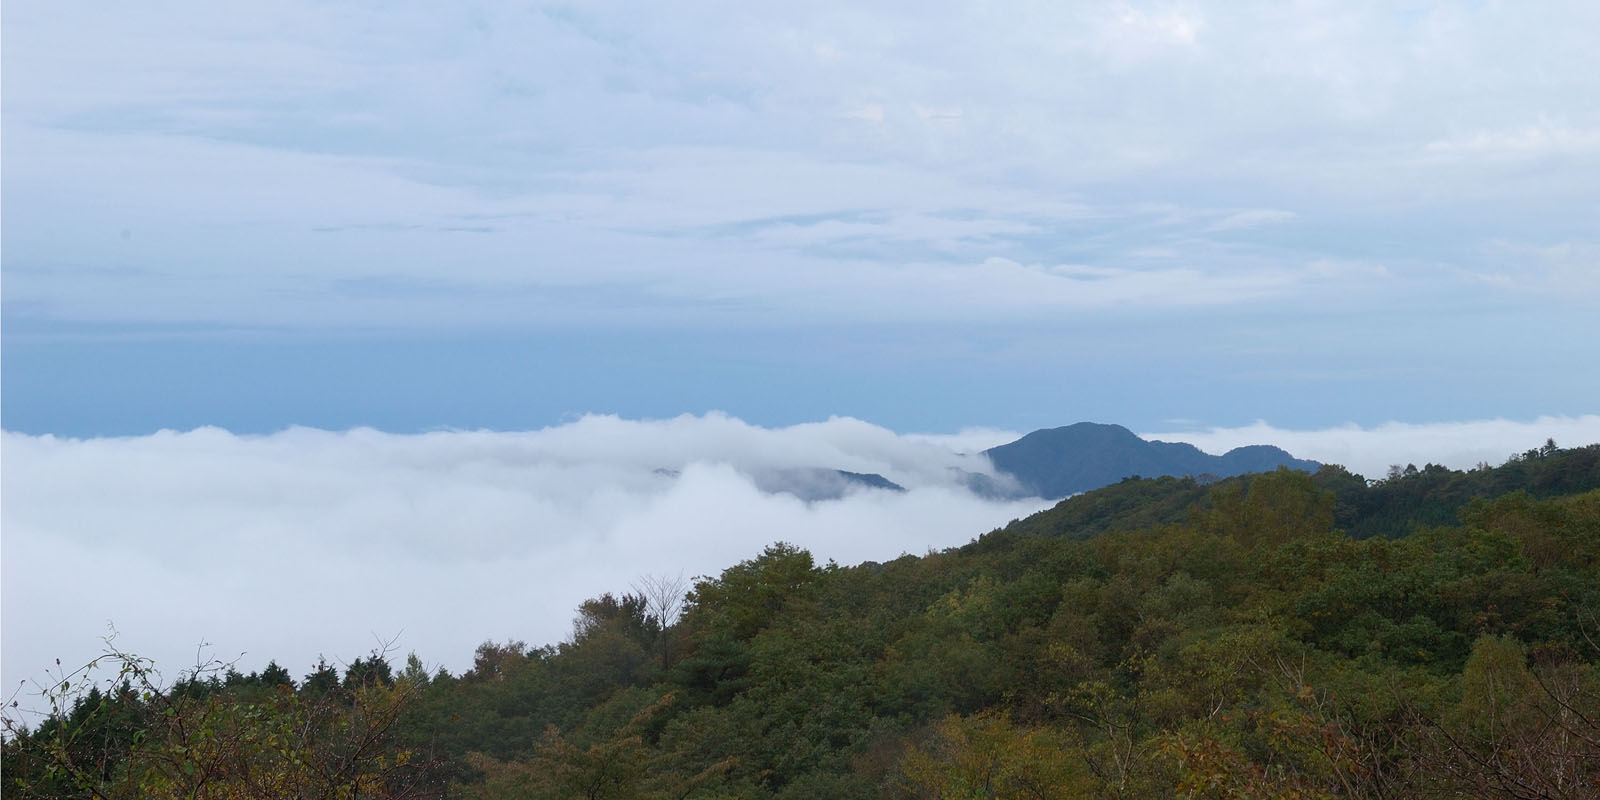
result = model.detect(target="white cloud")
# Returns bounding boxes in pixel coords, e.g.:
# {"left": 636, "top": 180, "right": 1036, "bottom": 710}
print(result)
{"left": 1423, "top": 121, "right": 1600, "bottom": 161}
{"left": 929, "top": 257, "right": 1297, "bottom": 310}
{"left": 838, "top": 104, "right": 886, "bottom": 124}
{"left": 1143, "top": 415, "right": 1600, "bottom": 479}
{"left": 1304, "top": 258, "right": 1388, "bottom": 279}
{"left": 903, "top": 427, "right": 1022, "bottom": 454}
{"left": 1209, "top": 209, "right": 1296, "bottom": 232}
{"left": 1464, "top": 239, "right": 1600, "bottom": 301}
{"left": 1099, "top": 4, "right": 1204, "bottom": 60}
{"left": 0, "top": 415, "right": 1044, "bottom": 693}
{"left": 6, "top": 0, "right": 1599, "bottom": 329}
{"left": 912, "top": 104, "right": 964, "bottom": 121}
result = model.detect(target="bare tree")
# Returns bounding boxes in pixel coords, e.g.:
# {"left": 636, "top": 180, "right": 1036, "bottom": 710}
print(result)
{"left": 632, "top": 572, "right": 689, "bottom": 670}
{"left": 632, "top": 572, "right": 689, "bottom": 632}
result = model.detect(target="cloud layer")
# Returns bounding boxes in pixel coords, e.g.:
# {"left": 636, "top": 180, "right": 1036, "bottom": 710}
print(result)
{"left": 8, "top": 412, "right": 1598, "bottom": 695}
{"left": 5, "top": 1, "right": 1599, "bottom": 329}
{"left": 0, "top": 414, "right": 1041, "bottom": 692}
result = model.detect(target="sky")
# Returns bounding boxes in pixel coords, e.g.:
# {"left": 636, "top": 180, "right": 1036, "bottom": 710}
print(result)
{"left": 3, "top": 0, "right": 1598, "bottom": 435}
{"left": 3, "top": 1, "right": 1599, "bottom": 696}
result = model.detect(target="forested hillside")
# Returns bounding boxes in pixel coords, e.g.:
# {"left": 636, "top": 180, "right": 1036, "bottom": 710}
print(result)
{"left": 7, "top": 444, "right": 1599, "bottom": 799}
{"left": 990, "top": 437, "right": 1600, "bottom": 544}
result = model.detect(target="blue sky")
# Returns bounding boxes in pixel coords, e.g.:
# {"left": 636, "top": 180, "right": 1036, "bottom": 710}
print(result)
{"left": 4, "top": 0, "right": 1598, "bottom": 436}
{"left": 4, "top": 312, "right": 1596, "bottom": 436}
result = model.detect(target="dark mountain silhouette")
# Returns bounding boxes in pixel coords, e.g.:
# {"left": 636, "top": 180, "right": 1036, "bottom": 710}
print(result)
{"left": 748, "top": 468, "right": 906, "bottom": 502}
{"left": 652, "top": 467, "right": 905, "bottom": 502}
{"left": 984, "top": 421, "right": 1318, "bottom": 499}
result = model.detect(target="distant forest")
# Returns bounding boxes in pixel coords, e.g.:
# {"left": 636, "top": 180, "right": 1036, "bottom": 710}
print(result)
{"left": 6, "top": 442, "right": 1599, "bottom": 798}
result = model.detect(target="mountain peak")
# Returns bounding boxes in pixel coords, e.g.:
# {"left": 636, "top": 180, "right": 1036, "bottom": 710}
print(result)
{"left": 1026, "top": 421, "right": 1140, "bottom": 438}
{"left": 985, "top": 423, "right": 1318, "bottom": 499}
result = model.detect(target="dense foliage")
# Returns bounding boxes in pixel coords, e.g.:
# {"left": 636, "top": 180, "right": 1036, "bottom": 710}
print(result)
{"left": 7, "top": 444, "right": 1599, "bottom": 798}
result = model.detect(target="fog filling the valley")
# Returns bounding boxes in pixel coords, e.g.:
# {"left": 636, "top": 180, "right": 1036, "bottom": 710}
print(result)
{"left": 4, "top": 412, "right": 1596, "bottom": 695}
{"left": 0, "top": 414, "right": 1039, "bottom": 692}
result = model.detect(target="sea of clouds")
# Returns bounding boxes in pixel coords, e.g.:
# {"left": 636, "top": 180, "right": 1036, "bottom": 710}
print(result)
{"left": 0, "top": 414, "right": 1039, "bottom": 697}
{"left": 4, "top": 413, "right": 1597, "bottom": 702}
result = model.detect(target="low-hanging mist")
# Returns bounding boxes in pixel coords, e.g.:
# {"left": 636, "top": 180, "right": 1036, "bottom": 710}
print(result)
{"left": 0, "top": 414, "right": 1039, "bottom": 691}
{"left": 5, "top": 412, "right": 1596, "bottom": 693}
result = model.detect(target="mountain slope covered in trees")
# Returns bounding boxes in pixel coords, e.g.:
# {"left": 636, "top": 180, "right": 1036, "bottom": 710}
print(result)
{"left": 988, "top": 437, "right": 1600, "bottom": 544}
{"left": 6, "top": 443, "right": 1599, "bottom": 799}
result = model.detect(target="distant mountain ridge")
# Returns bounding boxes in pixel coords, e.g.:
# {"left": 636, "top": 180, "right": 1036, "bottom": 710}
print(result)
{"left": 984, "top": 421, "right": 1318, "bottom": 499}
{"left": 654, "top": 421, "right": 1315, "bottom": 503}
{"left": 737, "top": 468, "right": 904, "bottom": 502}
